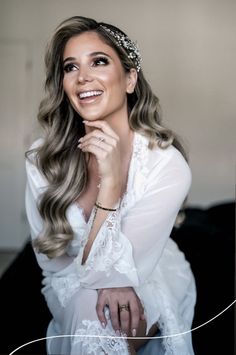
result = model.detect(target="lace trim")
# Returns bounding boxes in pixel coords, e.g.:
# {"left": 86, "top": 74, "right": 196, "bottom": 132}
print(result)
{"left": 72, "top": 319, "right": 129, "bottom": 354}
{"left": 147, "top": 275, "right": 192, "bottom": 355}
{"left": 121, "top": 133, "right": 149, "bottom": 214}
{"left": 76, "top": 209, "right": 137, "bottom": 278}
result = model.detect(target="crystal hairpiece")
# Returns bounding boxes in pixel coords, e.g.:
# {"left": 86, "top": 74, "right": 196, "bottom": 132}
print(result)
{"left": 100, "top": 25, "right": 142, "bottom": 72}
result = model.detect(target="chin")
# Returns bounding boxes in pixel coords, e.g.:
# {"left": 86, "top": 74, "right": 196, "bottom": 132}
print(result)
{"left": 78, "top": 110, "right": 109, "bottom": 122}
{"left": 79, "top": 114, "right": 102, "bottom": 121}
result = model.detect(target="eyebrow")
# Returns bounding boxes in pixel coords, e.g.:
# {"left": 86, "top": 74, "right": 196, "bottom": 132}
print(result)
{"left": 63, "top": 51, "right": 112, "bottom": 65}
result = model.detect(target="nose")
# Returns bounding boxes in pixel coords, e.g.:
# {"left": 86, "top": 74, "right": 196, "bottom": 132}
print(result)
{"left": 77, "top": 65, "right": 93, "bottom": 84}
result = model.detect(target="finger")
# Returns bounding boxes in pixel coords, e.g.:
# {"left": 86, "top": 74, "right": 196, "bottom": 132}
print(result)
{"left": 109, "top": 302, "right": 120, "bottom": 335}
{"left": 96, "top": 294, "right": 107, "bottom": 328}
{"left": 127, "top": 301, "right": 140, "bottom": 336}
{"left": 140, "top": 312, "right": 146, "bottom": 321}
{"left": 119, "top": 305, "right": 130, "bottom": 336}
{"left": 138, "top": 301, "right": 146, "bottom": 321}
{"left": 79, "top": 136, "right": 113, "bottom": 152}
{"left": 78, "top": 142, "right": 107, "bottom": 159}
{"left": 83, "top": 120, "right": 119, "bottom": 140}
{"left": 79, "top": 130, "right": 116, "bottom": 146}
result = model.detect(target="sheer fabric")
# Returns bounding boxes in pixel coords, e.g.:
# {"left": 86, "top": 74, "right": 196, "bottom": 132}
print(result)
{"left": 25, "top": 132, "right": 196, "bottom": 354}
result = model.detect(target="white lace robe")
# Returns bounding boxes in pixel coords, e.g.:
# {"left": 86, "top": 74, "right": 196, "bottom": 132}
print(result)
{"left": 25, "top": 132, "right": 196, "bottom": 355}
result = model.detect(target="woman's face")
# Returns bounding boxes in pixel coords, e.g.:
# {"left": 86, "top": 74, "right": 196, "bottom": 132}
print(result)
{"left": 62, "top": 31, "right": 136, "bottom": 122}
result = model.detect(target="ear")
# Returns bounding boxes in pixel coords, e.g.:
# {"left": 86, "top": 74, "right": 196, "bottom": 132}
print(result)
{"left": 126, "top": 68, "right": 138, "bottom": 94}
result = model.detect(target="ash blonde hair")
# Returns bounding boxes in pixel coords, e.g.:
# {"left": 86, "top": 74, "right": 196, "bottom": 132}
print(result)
{"left": 26, "top": 16, "right": 188, "bottom": 258}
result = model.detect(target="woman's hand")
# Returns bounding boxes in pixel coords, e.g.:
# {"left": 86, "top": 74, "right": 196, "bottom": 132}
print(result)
{"left": 96, "top": 287, "right": 145, "bottom": 337}
{"left": 78, "top": 120, "right": 121, "bottom": 186}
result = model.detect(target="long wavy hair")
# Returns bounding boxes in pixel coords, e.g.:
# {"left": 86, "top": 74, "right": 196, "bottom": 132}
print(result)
{"left": 26, "top": 16, "right": 188, "bottom": 258}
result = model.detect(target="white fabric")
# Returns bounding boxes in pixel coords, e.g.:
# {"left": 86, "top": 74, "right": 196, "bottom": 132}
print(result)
{"left": 25, "top": 132, "right": 196, "bottom": 354}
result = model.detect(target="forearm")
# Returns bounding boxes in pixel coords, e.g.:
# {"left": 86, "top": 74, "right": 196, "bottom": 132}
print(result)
{"left": 82, "top": 180, "right": 121, "bottom": 264}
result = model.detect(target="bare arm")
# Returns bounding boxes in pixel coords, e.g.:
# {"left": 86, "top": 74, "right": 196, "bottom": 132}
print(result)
{"left": 78, "top": 120, "right": 145, "bottom": 338}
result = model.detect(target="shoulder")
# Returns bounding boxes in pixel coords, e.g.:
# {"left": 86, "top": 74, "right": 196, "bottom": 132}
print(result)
{"left": 133, "top": 132, "right": 191, "bottom": 194}
{"left": 153, "top": 143, "right": 190, "bottom": 170}
{"left": 144, "top": 137, "right": 192, "bottom": 189}
{"left": 26, "top": 138, "right": 44, "bottom": 162}
{"left": 27, "top": 137, "right": 44, "bottom": 153}
{"left": 151, "top": 144, "right": 190, "bottom": 172}
{"left": 136, "top": 132, "right": 190, "bottom": 174}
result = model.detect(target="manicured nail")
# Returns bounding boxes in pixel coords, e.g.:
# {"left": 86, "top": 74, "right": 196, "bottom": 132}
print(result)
{"left": 121, "top": 331, "right": 127, "bottom": 338}
{"left": 101, "top": 322, "right": 106, "bottom": 328}
{"left": 115, "top": 330, "right": 120, "bottom": 336}
{"left": 132, "top": 328, "right": 136, "bottom": 337}
{"left": 83, "top": 120, "right": 89, "bottom": 124}
{"left": 77, "top": 144, "right": 82, "bottom": 148}
{"left": 78, "top": 138, "right": 83, "bottom": 142}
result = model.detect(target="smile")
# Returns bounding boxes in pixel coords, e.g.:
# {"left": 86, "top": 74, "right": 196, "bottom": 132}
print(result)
{"left": 78, "top": 90, "right": 103, "bottom": 99}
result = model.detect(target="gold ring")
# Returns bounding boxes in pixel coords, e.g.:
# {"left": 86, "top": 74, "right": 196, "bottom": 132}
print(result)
{"left": 119, "top": 304, "right": 130, "bottom": 312}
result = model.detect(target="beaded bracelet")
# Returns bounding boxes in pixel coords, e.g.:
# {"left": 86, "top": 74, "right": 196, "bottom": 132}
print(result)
{"left": 95, "top": 202, "right": 117, "bottom": 212}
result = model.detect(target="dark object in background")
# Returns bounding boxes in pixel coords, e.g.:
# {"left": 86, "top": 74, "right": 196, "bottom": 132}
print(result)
{"left": 0, "top": 202, "right": 234, "bottom": 355}
{"left": 171, "top": 202, "right": 235, "bottom": 355}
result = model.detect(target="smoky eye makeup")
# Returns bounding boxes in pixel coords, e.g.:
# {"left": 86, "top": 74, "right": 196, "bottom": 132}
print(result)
{"left": 63, "top": 63, "right": 79, "bottom": 73}
{"left": 62, "top": 51, "right": 112, "bottom": 73}
{"left": 92, "top": 56, "right": 110, "bottom": 66}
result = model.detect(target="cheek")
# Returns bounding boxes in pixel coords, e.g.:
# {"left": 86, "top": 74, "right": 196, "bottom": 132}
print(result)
{"left": 62, "top": 75, "right": 76, "bottom": 98}
{"left": 62, "top": 79, "right": 77, "bottom": 110}
{"left": 104, "top": 73, "right": 127, "bottom": 95}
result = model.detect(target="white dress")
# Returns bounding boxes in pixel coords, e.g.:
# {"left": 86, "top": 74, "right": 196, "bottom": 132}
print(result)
{"left": 25, "top": 131, "right": 196, "bottom": 355}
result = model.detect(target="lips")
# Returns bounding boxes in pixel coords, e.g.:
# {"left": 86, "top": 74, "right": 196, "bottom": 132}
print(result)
{"left": 78, "top": 90, "right": 103, "bottom": 100}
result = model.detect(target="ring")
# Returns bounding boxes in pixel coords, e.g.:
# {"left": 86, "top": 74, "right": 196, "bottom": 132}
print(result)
{"left": 97, "top": 137, "right": 105, "bottom": 144}
{"left": 119, "top": 304, "right": 130, "bottom": 312}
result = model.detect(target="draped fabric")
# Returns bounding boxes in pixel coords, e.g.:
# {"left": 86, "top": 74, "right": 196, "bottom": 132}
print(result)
{"left": 25, "top": 132, "right": 196, "bottom": 354}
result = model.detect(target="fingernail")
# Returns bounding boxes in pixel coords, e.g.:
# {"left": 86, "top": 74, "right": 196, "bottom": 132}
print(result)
{"left": 132, "top": 328, "right": 136, "bottom": 337}
{"left": 77, "top": 144, "right": 82, "bottom": 148}
{"left": 83, "top": 120, "right": 89, "bottom": 124}
{"left": 78, "top": 137, "right": 83, "bottom": 142}
{"left": 121, "top": 331, "right": 127, "bottom": 338}
{"left": 101, "top": 322, "right": 106, "bottom": 328}
{"left": 115, "top": 330, "right": 120, "bottom": 336}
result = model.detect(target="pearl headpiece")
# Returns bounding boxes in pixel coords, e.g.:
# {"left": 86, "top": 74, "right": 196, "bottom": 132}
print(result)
{"left": 100, "top": 25, "right": 142, "bottom": 72}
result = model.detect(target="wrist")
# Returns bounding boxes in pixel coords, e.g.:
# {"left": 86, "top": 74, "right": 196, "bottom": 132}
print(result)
{"left": 99, "top": 177, "right": 122, "bottom": 190}
{"left": 96, "top": 186, "right": 121, "bottom": 210}
{"left": 95, "top": 201, "right": 118, "bottom": 212}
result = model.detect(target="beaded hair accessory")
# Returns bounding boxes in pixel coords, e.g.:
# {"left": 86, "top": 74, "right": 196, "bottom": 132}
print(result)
{"left": 100, "top": 25, "right": 142, "bottom": 72}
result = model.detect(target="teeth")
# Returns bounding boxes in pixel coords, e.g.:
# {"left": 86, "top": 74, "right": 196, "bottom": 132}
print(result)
{"left": 79, "top": 90, "right": 103, "bottom": 99}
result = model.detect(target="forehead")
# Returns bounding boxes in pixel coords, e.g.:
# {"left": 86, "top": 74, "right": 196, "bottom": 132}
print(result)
{"left": 63, "top": 31, "right": 117, "bottom": 58}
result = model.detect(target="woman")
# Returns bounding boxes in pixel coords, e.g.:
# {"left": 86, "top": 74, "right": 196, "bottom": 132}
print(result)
{"left": 25, "top": 16, "right": 196, "bottom": 354}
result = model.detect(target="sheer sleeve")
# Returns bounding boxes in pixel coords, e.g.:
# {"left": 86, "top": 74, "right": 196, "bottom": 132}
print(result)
{"left": 25, "top": 139, "right": 191, "bottom": 308}
{"left": 75, "top": 147, "right": 192, "bottom": 289}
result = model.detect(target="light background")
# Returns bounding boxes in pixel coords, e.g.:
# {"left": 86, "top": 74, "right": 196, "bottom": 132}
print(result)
{"left": 0, "top": 0, "right": 235, "bottom": 249}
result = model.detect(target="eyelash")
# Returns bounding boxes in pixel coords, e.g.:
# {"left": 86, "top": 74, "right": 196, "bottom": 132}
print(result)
{"left": 63, "top": 56, "right": 109, "bottom": 73}
{"left": 93, "top": 56, "right": 109, "bottom": 66}
{"left": 63, "top": 63, "right": 78, "bottom": 73}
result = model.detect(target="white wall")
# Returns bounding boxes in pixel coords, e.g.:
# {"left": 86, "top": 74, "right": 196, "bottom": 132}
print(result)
{"left": 0, "top": 0, "right": 235, "bottom": 248}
